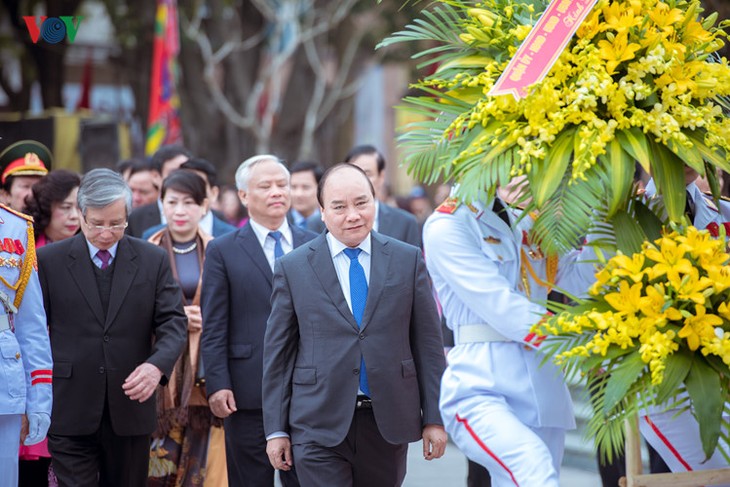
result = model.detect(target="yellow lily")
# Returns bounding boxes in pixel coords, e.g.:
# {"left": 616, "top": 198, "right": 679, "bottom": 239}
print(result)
{"left": 610, "top": 253, "right": 646, "bottom": 283}
{"left": 718, "top": 302, "right": 730, "bottom": 322}
{"left": 644, "top": 238, "right": 694, "bottom": 282}
{"left": 672, "top": 267, "right": 714, "bottom": 305}
{"left": 707, "top": 266, "right": 730, "bottom": 293}
{"left": 601, "top": 1, "right": 641, "bottom": 33}
{"left": 656, "top": 62, "right": 701, "bottom": 94}
{"left": 598, "top": 32, "right": 642, "bottom": 75}
{"left": 678, "top": 304, "right": 722, "bottom": 351}
{"left": 605, "top": 280, "right": 644, "bottom": 315}
{"left": 682, "top": 20, "right": 714, "bottom": 45}
{"left": 649, "top": 2, "right": 685, "bottom": 33}
{"left": 641, "top": 284, "right": 683, "bottom": 321}
{"left": 577, "top": 11, "right": 601, "bottom": 40}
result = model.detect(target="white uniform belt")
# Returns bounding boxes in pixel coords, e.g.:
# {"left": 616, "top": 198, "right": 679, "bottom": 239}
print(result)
{"left": 454, "top": 324, "right": 510, "bottom": 344}
{"left": 0, "top": 314, "right": 9, "bottom": 332}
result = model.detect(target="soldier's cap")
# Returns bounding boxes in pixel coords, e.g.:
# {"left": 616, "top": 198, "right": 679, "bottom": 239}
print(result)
{"left": 0, "top": 140, "right": 51, "bottom": 185}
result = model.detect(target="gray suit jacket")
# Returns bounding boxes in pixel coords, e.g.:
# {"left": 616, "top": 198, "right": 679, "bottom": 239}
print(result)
{"left": 306, "top": 203, "right": 421, "bottom": 248}
{"left": 262, "top": 232, "right": 444, "bottom": 447}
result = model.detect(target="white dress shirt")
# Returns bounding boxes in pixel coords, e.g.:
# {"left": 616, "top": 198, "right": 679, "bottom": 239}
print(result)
{"left": 248, "top": 218, "right": 293, "bottom": 271}
{"left": 325, "top": 232, "right": 371, "bottom": 312}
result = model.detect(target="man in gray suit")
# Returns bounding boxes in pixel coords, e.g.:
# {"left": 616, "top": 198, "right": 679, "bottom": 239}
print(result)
{"left": 306, "top": 145, "right": 421, "bottom": 247}
{"left": 263, "top": 163, "right": 446, "bottom": 486}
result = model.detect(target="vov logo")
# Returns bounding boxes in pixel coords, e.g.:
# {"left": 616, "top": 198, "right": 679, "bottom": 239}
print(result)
{"left": 23, "top": 16, "right": 83, "bottom": 44}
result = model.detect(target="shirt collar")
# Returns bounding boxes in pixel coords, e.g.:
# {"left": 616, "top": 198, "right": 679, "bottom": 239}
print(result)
{"left": 249, "top": 217, "right": 292, "bottom": 248}
{"left": 86, "top": 239, "right": 120, "bottom": 259}
{"left": 326, "top": 232, "right": 371, "bottom": 259}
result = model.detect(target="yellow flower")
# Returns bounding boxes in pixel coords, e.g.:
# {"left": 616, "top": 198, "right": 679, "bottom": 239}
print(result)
{"left": 707, "top": 266, "right": 730, "bottom": 293}
{"left": 598, "top": 32, "right": 642, "bottom": 75}
{"left": 677, "top": 226, "right": 721, "bottom": 257}
{"left": 672, "top": 267, "right": 714, "bottom": 306}
{"left": 605, "top": 280, "right": 644, "bottom": 315}
{"left": 641, "top": 284, "right": 682, "bottom": 321}
{"left": 718, "top": 302, "right": 730, "bottom": 321}
{"left": 678, "top": 304, "right": 722, "bottom": 351}
{"left": 682, "top": 20, "right": 714, "bottom": 46}
{"left": 601, "top": 1, "right": 642, "bottom": 33}
{"left": 639, "top": 329, "right": 678, "bottom": 385}
{"left": 701, "top": 331, "right": 730, "bottom": 365}
{"left": 577, "top": 11, "right": 601, "bottom": 39}
{"left": 610, "top": 253, "right": 646, "bottom": 282}
{"left": 656, "top": 62, "right": 701, "bottom": 94}
{"left": 649, "top": 2, "right": 685, "bottom": 33}
{"left": 643, "top": 238, "right": 694, "bottom": 282}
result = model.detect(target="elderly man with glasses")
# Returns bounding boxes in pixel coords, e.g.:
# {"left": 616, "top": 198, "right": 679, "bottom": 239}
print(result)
{"left": 36, "top": 168, "right": 187, "bottom": 487}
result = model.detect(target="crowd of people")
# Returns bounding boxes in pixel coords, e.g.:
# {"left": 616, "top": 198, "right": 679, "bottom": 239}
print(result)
{"left": 0, "top": 138, "right": 728, "bottom": 487}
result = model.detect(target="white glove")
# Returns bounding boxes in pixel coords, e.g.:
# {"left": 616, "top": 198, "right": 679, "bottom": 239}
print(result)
{"left": 24, "top": 412, "right": 50, "bottom": 446}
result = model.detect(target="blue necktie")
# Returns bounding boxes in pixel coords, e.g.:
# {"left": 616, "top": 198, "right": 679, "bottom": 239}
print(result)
{"left": 269, "top": 231, "right": 284, "bottom": 259}
{"left": 343, "top": 247, "right": 370, "bottom": 397}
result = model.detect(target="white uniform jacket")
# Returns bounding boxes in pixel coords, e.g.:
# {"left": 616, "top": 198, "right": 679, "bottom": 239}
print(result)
{"left": 0, "top": 205, "right": 52, "bottom": 417}
{"left": 424, "top": 197, "right": 596, "bottom": 429}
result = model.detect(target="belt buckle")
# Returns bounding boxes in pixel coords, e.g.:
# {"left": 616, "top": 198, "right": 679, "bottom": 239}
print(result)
{"left": 356, "top": 396, "right": 372, "bottom": 410}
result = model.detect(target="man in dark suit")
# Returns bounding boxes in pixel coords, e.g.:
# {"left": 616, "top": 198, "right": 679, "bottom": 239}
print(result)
{"left": 201, "top": 155, "right": 315, "bottom": 486}
{"left": 263, "top": 163, "right": 446, "bottom": 486}
{"left": 37, "top": 168, "right": 187, "bottom": 487}
{"left": 306, "top": 145, "right": 421, "bottom": 247}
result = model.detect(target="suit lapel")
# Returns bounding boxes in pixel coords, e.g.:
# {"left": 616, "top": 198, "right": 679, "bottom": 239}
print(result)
{"left": 67, "top": 234, "right": 105, "bottom": 326}
{"left": 105, "top": 237, "right": 139, "bottom": 329}
{"left": 307, "top": 235, "right": 359, "bottom": 331}
{"left": 237, "top": 224, "right": 273, "bottom": 285}
{"left": 360, "top": 232, "right": 389, "bottom": 331}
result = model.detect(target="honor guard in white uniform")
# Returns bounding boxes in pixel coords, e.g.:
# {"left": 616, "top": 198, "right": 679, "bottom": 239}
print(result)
{"left": 423, "top": 190, "right": 595, "bottom": 487}
{"left": 639, "top": 178, "right": 730, "bottom": 478}
{"left": 0, "top": 141, "right": 53, "bottom": 487}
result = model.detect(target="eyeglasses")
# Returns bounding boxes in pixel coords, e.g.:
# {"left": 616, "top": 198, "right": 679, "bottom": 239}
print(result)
{"left": 84, "top": 220, "right": 128, "bottom": 233}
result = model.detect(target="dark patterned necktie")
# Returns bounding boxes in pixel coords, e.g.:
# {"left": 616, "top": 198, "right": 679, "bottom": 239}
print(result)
{"left": 96, "top": 249, "right": 111, "bottom": 270}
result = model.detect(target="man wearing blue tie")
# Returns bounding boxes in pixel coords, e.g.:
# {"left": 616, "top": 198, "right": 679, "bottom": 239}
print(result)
{"left": 263, "top": 163, "right": 447, "bottom": 486}
{"left": 201, "top": 155, "right": 316, "bottom": 487}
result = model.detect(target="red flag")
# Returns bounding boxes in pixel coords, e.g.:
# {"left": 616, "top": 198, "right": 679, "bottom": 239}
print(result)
{"left": 76, "top": 52, "right": 93, "bottom": 111}
{"left": 145, "top": 0, "right": 183, "bottom": 155}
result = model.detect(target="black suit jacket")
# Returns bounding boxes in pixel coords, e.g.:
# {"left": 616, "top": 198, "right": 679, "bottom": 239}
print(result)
{"left": 37, "top": 234, "right": 187, "bottom": 436}
{"left": 126, "top": 202, "right": 161, "bottom": 238}
{"left": 307, "top": 202, "right": 421, "bottom": 247}
{"left": 200, "top": 223, "right": 317, "bottom": 410}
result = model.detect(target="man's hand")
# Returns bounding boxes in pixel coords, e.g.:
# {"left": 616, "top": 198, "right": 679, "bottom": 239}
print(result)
{"left": 184, "top": 305, "right": 202, "bottom": 331}
{"left": 122, "top": 362, "right": 163, "bottom": 402}
{"left": 422, "top": 424, "right": 447, "bottom": 460}
{"left": 267, "top": 437, "right": 293, "bottom": 471}
{"left": 208, "top": 389, "right": 237, "bottom": 418}
{"left": 24, "top": 412, "right": 51, "bottom": 446}
{"left": 20, "top": 414, "right": 28, "bottom": 444}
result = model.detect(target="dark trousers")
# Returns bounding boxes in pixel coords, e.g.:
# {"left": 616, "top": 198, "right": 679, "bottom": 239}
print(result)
{"left": 225, "top": 408, "right": 299, "bottom": 487}
{"left": 47, "top": 403, "right": 149, "bottom": 487}
{"left": 19, "top": 457, "right": 51, "bottom": 487}
{"left": 467, "top": 459, "right": 492, "bottom": 487}
{"left": 292, "top": 408, "right": 408, "bottom": 487}
{"left": 598, "top": 443, "right": 670, "bottom": 487}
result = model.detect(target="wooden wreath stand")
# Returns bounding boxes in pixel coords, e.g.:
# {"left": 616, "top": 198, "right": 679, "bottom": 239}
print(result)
{"left": 619, "top": 415, "right": 730, "bottom": 487}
